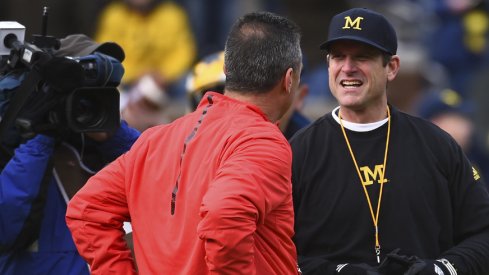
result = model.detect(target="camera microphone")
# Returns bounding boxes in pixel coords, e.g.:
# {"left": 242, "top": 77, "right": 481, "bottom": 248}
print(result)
{"left": 0, "top": 21, "right": 25, "bottom": 56}
{"left": 3, "top": 33, "right": 22, "bottom": 51}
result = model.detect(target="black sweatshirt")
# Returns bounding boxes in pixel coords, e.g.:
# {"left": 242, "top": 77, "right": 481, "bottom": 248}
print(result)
{"left": 290, "top": 106, "right": 489, "bottom": 275}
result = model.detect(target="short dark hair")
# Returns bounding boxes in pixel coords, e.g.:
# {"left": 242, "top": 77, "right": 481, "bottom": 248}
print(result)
{"left": 381, "top": 53, "right": 392, "bottom": 67}
{"left": 224, "top": 11, "right": 302, "bottom": 93}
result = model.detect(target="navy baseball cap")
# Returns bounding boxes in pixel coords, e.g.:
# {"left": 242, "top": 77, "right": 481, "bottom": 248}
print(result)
{"left": 417, "top": 89, "right": 474, "bottom": 120}
{"left": 320, "top": 8, "right": 397, "bottom": 55}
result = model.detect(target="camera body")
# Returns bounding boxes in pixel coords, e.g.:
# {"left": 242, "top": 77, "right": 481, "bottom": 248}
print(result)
{"left": 0, "top": 21, "right": 122, "bottom": 138}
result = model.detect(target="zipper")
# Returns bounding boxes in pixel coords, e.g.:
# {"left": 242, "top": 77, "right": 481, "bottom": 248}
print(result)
{"left": 170, "top": 95, "right": 213, "bottom": 215}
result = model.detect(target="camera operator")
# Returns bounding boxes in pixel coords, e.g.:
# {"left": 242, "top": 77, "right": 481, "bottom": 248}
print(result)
{"left": 0, "top": 34, "right": 140, "bottom": 274}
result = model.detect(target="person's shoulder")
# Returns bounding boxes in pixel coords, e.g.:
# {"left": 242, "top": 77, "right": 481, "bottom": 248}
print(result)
{"left": 237, "top": 120, "right": 288, "bottom": 143}
{"left": 393, "top": 107, "right": 458, "bottom": 146}
{"left": 395, "top": 108, "right": 449, "bottom": 134}
{"left": 134, "top": 122, "right": 171, "bottom": 142}
{"left": 224, "top": 112, "right": 290, "bottom": 148}
{"left": 215, "top": 98, "right": 281, "bottom": 135}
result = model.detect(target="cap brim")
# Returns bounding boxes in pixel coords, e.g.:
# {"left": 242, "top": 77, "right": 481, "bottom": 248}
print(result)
{"left": 95, "top": 42, "right": 125, "bottom": 62}
{"left": 56, "top": 34, "right": 126, "bottom": 62}
{"left": 319, "top": 36, "right": 392, "bottom": 55}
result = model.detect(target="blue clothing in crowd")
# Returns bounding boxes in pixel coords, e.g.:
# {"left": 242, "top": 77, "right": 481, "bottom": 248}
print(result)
{"left": 284, "top": 110, "right": 311, "bottom": 140}
{"left": 0, "top": 122, "right": 139, "bottom": 274}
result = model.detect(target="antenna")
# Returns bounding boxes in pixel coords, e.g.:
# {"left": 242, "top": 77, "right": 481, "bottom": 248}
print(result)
{"left": 31, "top": 6, "right": 60, "bottom": 51}
{"left": 41, "top": 6, "right": 49, "bottom": 36}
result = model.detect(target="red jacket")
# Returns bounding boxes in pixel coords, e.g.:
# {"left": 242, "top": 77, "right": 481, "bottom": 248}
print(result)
{"left": 66, "top": 92, "right": 298, "bottom": 274}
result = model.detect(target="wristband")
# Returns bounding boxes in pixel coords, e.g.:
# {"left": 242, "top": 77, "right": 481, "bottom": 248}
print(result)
{"left": 436, "top": 258, "right": 457, "bottom": 275}
{"left": 336, "top": 263, "right": 349, "bottom": 272}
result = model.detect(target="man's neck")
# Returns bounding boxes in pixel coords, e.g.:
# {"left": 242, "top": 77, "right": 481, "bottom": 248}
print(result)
{"left": 338, "top": 105, "right": 389, "bottom": 124}
{"left": 332, "top": 106, "right": 388, "bottom": 132}
{"left": 224, "top": 90, "right": 283, "bottom": 123}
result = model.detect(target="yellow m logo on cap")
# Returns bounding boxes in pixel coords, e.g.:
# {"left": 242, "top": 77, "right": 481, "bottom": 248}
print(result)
{"left": 343, "top": 16, "right": 364, "bottom": 30}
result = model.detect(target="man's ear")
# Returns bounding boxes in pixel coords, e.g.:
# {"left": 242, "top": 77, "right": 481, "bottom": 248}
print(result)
{"left": 387, "top": 55, "right": 400, "bottom": 81}
{"left": 284, "top": 68, "right": 294, "bottom": 94}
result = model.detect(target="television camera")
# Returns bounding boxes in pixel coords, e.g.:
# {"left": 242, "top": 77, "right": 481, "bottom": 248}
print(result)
{"left": 0, "top": 9, "right": 122, "bottom": 142}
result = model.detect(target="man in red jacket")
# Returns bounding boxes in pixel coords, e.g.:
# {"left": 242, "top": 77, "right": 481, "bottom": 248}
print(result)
{"left": 66, "top": 11, "right": 302, "bottom": 274}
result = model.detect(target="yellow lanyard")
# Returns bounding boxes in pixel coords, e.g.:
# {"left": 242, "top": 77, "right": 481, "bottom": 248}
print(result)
{"left": 338, "top": 106, "right": 391, "bottom": 264}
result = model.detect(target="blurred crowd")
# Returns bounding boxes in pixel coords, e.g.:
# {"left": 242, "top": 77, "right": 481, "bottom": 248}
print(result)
{"left": 2, "top": 0, "right": 489, "bottom": 176}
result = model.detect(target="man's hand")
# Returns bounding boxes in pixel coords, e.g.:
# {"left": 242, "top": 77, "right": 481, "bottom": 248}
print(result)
{"left": 85, "top": 132, "right": 110, "bottom": 142}
{"left": 404, "top": 259, "right": 457, "bottom": 275}
{"left": 377, "top": 248, "right": 457, "bottom": 275}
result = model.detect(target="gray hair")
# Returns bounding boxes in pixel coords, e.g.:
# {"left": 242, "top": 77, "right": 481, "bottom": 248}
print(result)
{"left": 224, "top": 11, "right": 302, "bottom": 93}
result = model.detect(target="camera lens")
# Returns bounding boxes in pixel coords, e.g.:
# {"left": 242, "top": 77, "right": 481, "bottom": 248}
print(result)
{"left": 66, "top": 87, "right": 119, "bottom": 133}
{"left": 73, "top": 97, "right": 106, "bottom": 128}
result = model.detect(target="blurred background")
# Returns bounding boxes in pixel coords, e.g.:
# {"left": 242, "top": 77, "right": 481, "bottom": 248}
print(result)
{"left": 2, "top": 0, "right": 489, "bottom": 176}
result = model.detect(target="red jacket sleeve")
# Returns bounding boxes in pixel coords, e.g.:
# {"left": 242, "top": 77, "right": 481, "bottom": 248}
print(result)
{"left": 65, "top": 144, "right": 137, "bottom": 274}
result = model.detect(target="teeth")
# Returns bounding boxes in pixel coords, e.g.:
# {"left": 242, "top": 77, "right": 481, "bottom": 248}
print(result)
{"left": 341, "top": 80, "right": 362, "bottom": 87}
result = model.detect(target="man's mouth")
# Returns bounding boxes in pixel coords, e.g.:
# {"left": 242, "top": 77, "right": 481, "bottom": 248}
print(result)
{"left": 340, "top": 80, "right": 362, "bottom": 88}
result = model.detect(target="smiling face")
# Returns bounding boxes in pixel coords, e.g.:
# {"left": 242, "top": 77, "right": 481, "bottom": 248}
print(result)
{"left": 327, "top": 40, "right": 400, "bottom": 122}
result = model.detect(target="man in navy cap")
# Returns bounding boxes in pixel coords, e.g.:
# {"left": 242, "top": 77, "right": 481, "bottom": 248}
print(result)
{"left": 416, "top": 88, "right": 489, "bottom": 191}
{"left": 290, "top": 7, "right": 489, "bottom": 275}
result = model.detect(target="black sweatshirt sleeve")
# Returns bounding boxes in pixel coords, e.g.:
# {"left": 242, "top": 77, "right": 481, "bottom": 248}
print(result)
{"left": 441, "top": 138, "right": 489, "bottom": 275}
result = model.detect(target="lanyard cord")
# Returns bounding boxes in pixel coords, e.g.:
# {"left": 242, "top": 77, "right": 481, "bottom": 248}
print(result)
{"left": 338, "top": 106, "right": 391, "bottom": 263}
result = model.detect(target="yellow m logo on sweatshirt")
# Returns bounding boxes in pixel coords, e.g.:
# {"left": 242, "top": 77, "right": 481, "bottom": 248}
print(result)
{"left": 360, "top": 165, "right": 388, "bottom": 185}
